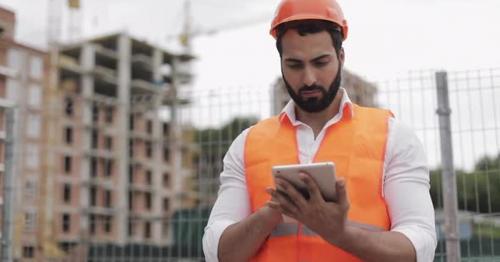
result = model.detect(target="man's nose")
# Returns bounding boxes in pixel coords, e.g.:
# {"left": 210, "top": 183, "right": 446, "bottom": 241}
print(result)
{"left": 303, "top": 66, "right": 317, "bottom": 87}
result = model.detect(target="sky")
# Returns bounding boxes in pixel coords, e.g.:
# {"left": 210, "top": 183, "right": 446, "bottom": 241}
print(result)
{"left": 2, "top": 0, "right": 500, "bottom": 170}
{"left": 2, "top": 0, "right": 500, "bottom": 89}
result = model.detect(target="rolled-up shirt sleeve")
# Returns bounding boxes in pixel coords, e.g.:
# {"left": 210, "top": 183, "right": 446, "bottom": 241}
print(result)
{"left": 384, "top": 118, "right": 437, "bottom": 262}
{"left": 202, "top": 129, "right": 251, "bottom": 262}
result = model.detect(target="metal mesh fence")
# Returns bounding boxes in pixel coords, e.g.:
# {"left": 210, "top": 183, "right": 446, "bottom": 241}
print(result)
{"left": 83, "top": 68, "right": 500, "bottom": 261}
{"left": 6, "top": 68, "right": 500, "bottom": 261}
{"left": 146, "top": 68, "right": 498, "bottom": 262}
{"left": 374, "top": 68, "right": 500, "bottom": 261}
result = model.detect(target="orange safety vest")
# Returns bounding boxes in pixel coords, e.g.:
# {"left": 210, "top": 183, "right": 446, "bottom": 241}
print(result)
{"left": 244, "top": 104, "right": 393, "bottom": 262}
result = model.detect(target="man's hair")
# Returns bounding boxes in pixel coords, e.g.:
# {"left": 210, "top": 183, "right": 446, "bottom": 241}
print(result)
{"left": 275, "top": 19, "right": 343, "bottom": 57}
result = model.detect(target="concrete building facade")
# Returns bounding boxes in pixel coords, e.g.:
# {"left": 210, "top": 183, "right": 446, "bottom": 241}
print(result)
{"left": 0, "top": 5, "right": 49, "bottom": 261}
{"left": 43, "top": 33, "right": 194, "bottom": 259}
{"left": 1, "top": 6, "right": 195, "bottom": 259}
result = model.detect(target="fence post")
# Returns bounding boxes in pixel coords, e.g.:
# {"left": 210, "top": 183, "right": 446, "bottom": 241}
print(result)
{"left": 435, "top": 71, "right": 461, "bottom": 262}
{"left": 1, "top": 107, "right": 15, "bottom": 262}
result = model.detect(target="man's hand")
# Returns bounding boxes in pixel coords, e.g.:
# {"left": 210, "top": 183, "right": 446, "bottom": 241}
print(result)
{"left": 267, "top": 174, "right": 417, "bottom": 262}
{"left": 267, "top": 173, "right": 349, "bottom": 245}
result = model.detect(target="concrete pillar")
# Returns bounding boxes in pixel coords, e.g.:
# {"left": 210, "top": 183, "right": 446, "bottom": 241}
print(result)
{"left": 116, "top": 33, "right": 131, "bottom": 244}
{"left": 151, "top": 48, "right": 164, "bottom": 243}
{"left": 80, "top": 43, "right": 95, "bottom": 245}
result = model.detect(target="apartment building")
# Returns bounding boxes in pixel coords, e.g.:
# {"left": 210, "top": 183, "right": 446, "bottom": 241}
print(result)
{"left": 0, "top": 5, "right": 49, "bottom": 261}
{"left": 0, "top": 10, "right": 16, "bottom": 260}
{"left": 0, "top": 7, "right": 16, "bottom": 212}
{"left": 45, "top": 32, "right": 194, "bottom": 259}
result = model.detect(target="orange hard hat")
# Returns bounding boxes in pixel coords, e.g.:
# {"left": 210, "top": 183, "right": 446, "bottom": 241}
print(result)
{"left": 270, "top": 0, "right": 348, "bottom": 40}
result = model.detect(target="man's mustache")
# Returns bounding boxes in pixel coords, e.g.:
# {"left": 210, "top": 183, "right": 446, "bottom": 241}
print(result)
{"left": 298, "top": 85, "right": 325, "bottom": 94}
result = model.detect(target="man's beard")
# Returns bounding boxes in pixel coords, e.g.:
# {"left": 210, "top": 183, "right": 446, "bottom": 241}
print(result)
{"left": 283, "top": 68, "right": 342, "bottom": 113}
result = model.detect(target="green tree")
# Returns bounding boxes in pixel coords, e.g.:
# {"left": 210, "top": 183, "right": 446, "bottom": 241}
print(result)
{"left": 430, "top": 153, "right": 500, "bottom": 213}
{"left": 194, "top": 117, "right": 258, "bottom": 205}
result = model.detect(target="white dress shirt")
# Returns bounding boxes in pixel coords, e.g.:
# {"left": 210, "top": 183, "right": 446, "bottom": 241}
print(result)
{"left": 203, "top": 89, "right": 437, "bottom": 262}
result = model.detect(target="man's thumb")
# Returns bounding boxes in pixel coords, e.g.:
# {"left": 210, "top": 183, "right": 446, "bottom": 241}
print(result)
{"left": 335, "top": 178, "right": 348, "bottom": 208}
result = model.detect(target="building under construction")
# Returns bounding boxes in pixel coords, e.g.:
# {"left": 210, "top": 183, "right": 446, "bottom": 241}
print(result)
{"left": 0, "top": 2, "right": 198, "bottom": 260}
{"left": 40, "top": 32, "right": 195, "bottom": 260}
{"left": 0, "top": 5, "right": 50, "bottom": 261}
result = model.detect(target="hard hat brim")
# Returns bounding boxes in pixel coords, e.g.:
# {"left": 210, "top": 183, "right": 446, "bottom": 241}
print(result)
{"left": 270, "top": 14, "right": 346, "bottom": 39}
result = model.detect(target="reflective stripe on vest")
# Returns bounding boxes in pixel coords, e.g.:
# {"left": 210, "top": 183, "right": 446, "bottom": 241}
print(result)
{"left": 244, "top": 104, "right": 393, "bottom": 262}
{"left": 271, "top": 220, "right": 385, "bottom": 237}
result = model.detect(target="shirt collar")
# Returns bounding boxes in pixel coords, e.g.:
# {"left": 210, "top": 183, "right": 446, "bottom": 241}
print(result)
{"left": 278, "top": 88, "right": 354, "bottom": 126}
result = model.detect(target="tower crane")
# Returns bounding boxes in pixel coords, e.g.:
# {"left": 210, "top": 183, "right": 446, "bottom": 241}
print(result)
{"left": 48, "top": 0, "right": 82, "bottom": 45}
{"left": 169, "top": 0, "right": 272, "bottom": 54}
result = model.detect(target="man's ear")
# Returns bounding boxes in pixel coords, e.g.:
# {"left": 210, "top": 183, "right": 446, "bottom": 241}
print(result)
{"left": 338, "top": 47, "right": 345, "bottom": 66}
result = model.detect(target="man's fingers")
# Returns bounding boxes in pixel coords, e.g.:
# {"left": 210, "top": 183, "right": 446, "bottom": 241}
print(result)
{"left": 266, "top": 187, "right": 280, "bottom": 202}
{"left": 272, "top": 185, "right": 300, "bottom": 215}
{"left": 335, "top": 178, "right": 349, "bottom": 210}
{"left": 276, "top": 178, "right": 308, "bottom": 208}
{"left": 267, "top": 198, "right": 296, "bottom": 219}
{"left": 267, "top": 200, "right": 280, "bottom": 210}
{"left": 300, "top": 172, "right": 323, "bottom": 202}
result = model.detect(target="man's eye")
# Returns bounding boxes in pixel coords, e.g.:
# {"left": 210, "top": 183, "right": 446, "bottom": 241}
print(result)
{"left": 287, "top": 64, "right": 303, "bottom": 69}
{"left": 314, "top": 61, "right": 328, "bottom": 67}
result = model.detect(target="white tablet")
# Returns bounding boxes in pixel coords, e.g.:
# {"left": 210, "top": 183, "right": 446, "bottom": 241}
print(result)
{"left": 272, "top": 162, "right": 336, "bottom": 202}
